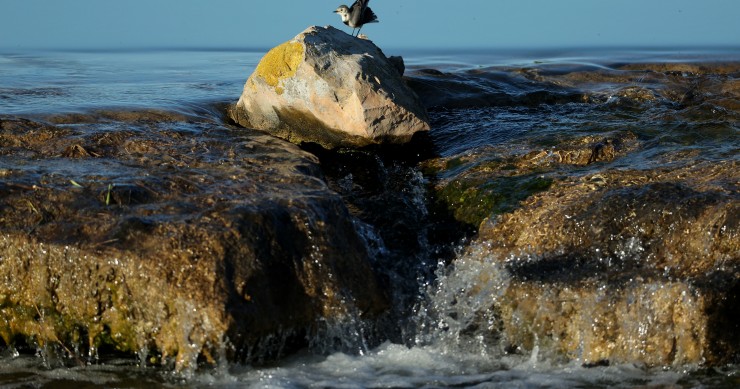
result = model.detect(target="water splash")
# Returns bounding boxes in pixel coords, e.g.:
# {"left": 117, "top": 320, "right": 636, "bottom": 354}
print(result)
{"left": 417, "top": 229, "right": 737, "bottom": 368}
{"left": 415, "top": 244, "right": 509, "bottom": 358}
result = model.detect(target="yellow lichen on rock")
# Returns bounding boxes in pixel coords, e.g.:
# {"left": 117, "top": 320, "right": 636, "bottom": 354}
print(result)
{"left": 254, "top": 41, "right": 304, "bottom": 95}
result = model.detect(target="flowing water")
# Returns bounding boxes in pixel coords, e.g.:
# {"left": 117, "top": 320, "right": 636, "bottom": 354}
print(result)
{"left": 0, "top": 48, "right": 738, "bottom": 387}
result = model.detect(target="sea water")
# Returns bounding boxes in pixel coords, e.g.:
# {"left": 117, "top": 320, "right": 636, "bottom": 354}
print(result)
{"left": 1, "top": 47, "right": 738, "bottom": 387}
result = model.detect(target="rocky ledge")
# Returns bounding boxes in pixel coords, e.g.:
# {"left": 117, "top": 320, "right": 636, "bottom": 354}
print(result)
{"left": 0, "top": 113, "right": 387, "bottom": 369}
{"left": 476, "top": 161, "right": 738, "bottom": 366}
{"left": 228, "top": 26, "right": 430, "bottom": 149}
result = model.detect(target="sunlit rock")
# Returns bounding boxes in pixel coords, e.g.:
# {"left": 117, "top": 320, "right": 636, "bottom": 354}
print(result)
{"left": 228, "top": 26, "right": 430, "bottom": 149}
{"left": 466, "top": 161, "right": 739, "bottom": 366}
{"left": 479, "top": 162, "right": 738, "bottom": 275}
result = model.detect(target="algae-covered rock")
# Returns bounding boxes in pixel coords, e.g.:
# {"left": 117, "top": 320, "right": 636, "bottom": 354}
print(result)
{"left": 426, "top": 131, "right": 639, "bottom": 228}
{"left": 416, "top": 58, "right": 740, "bottom": 367}
{"left": 479, "top": 162, "right": 738, "bottom": 275}
{"left": 458, "top": 161, "right": 739, "bottom": 366}
{"left": 0, "top": 114, "right": 386, "bottom": 368}
{"left": 229, "top": 26, "right": 430, "bottom": 149}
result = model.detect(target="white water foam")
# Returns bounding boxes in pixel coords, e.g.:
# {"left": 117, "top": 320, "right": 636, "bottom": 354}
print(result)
{"left": 184, "top": 343, "right": 717, "bottom": 389}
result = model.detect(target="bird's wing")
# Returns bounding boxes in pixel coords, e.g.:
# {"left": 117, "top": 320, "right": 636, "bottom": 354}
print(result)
{"left": 349, "top": 0, "right": 365, "bottom": 26}
{"left": 363, "top": 6, "right": 379, "bottom": 23}
{"left": 350, "top": 0, "right": 373, "bottom": 26}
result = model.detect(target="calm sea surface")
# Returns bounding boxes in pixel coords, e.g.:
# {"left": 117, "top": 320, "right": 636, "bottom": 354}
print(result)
{"left": 2, "top": 47, "right": 737, "bottom": 115}
{"left": 1, "top": 47, "right": 738, "bottom": 388}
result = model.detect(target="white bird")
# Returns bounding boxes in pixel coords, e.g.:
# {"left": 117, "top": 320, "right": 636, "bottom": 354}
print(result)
{"left": 334, "top": 0, "right": 379, "bottom": 37}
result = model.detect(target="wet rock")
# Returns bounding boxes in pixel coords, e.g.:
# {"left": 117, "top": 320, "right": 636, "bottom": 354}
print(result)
{"left": 466, "top": 161, "right": 739, "bottom": 366}
{"left": 417, "top": 59, "right": 739, "bottom": 366}
{"left": 479, "top": 162, "right": 738, "bottom": 274}
{"left": 0, "top": 116, "right": 72, "bottom": 157}
{"left": 425, "top": 131, "right": 640, "bottom": 228}
{"left": 616, "top": 62, "right": 740, "bottom": 76}
{"left": 388, "top": 56, "right": 405, "bottom": 76}
{"left": 528, "top": 61, "right": 740, "bottom": 111}
{"left": 405, "top": 69, "right": 588, "bottom": 109}
{"left": 602, "top": 86, "right": 661, "bottom": 108}
{"left": 495, "top": 278, "right": 737, "bottom": 366}
{"left": 0, "top": 115, "right": 387, "bottom": 368}
{"left": 518, "top": 131, "right": 640, "bottom": 168}
{"left": 44, "top": 109, "right": 200, "bottom": 125}
{"left": 228, "top": 26, "right": 430, "bottom": 149}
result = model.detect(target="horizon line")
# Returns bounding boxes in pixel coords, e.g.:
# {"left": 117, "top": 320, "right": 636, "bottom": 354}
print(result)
{"left": 1, "top": 43, "right": 740, "bottom": 55}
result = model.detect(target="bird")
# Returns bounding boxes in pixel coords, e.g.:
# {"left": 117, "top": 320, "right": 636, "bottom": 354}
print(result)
{"left": 333, "top": 0, "right": 379, "bottom": 37}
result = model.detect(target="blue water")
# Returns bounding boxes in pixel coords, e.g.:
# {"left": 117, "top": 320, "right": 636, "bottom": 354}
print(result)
{"left": 3, "top": 47, "right": 738, "bottom": 115}
{"left": 1, "top": 47, "right": 738, "bottom": 388}
{"left": 0, "top": 50, "right": 262, "bottom": 115}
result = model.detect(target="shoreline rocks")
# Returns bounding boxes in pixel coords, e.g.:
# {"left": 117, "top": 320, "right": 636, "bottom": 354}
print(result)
{"left": 449, "top": 160, "right": 738, "bottom": 366}
{"left": 418, "top": 58, "right": 739, "bottom": 366}
{"left": 1, "top": 52, "right": 737, "bottom": 373}
{"left": 228, "top": 26, "right": 430, "bottom": 149}
{"left": 0, "top": 114, "right": 387, "bottom": 368}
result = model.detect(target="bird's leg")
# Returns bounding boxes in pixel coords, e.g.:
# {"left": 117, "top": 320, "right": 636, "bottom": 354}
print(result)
{"left": 355, "top": 26, "right": 363, "bottom": 37}
{"left": 351, "top": 28, "right": 356, "bottom": 36}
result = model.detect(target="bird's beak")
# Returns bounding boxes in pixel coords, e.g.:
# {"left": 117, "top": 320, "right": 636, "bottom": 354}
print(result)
{"left": 333, "top": 10, "right": 338, "bottom": 13}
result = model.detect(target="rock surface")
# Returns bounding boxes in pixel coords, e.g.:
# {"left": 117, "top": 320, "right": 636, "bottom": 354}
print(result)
{"left": 426, "top": 131, "right": 641, "bottom": 227}
{"left": 0, "top": 113, "right": 387, "bottom": 368}
{"left": 432, "top": 156, "right": 739, "bottom": 366}
{"left": 419, "top": 59, "right": 740, "bottom": 366}
{"left": 229, "top": 26, "right": 430, "bottom": 149}
{"left": 475, "top": 161, "right": 739, "bottom": 366}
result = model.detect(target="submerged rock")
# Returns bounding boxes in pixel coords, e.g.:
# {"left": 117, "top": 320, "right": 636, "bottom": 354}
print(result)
{"left": 405, "top": 68, "right": 589, "bottom": 109}
{"left": 0, "top": 114, "right": 387, "bottom": 368}
{"left": 228, "top": 26, "right": 430, "bottom": 149}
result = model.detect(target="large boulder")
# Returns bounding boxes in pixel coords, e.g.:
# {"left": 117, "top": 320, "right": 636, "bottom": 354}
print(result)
{"left": 228, "top": 26, "right": 430, "bottom": 149}
{"left": 0, "top": 114, "right": 387, "bottom": 369}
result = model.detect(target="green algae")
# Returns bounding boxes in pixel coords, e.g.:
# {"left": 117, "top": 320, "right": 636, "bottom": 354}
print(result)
{"left": 436, "top": 174, "right": 554, "bottom": 227}
{"left": 0, "top": 269, "right": 141, "bottom": 357}
{"left": 0, "top": 303, "right": 89, "bottom": 355}
{"left": 427, "top": 131, "right": 644, "bottom": 229}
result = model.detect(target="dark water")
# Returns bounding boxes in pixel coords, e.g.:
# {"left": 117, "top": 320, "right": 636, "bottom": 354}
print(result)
{"left": 0, "top": 47, "right": 738, "bottom": 387}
